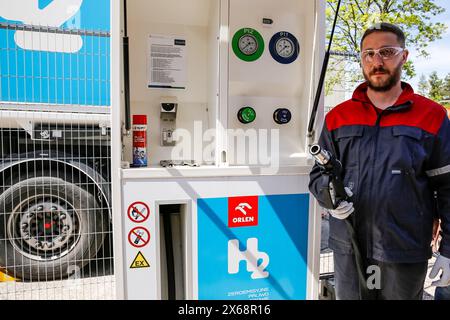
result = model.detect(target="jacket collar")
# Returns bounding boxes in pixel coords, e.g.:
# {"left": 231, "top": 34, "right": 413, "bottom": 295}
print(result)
{"left": 352, "top": 81, "right": 414, "bottom": 108}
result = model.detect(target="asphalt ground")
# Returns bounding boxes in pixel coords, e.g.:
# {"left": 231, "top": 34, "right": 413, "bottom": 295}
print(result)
{"left": 320, "top": 213, "right": 438, "bottom": 300}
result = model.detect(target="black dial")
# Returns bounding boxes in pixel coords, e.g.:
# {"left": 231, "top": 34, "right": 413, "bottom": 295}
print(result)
{"left": 273, "top": 108, "right": 292, "bottom": 124}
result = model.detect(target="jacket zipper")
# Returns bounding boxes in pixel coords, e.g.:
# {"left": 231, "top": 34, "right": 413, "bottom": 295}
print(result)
{"left": 363, "top": 101, "right": 412, "bottom": 259}
{"left": 368, "top": 109, "right": 388, "bottom": 258}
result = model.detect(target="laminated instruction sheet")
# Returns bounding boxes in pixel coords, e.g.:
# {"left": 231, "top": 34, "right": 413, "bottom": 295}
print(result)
{"left": 148, "top": 34, "right": 187, "bottom": 89}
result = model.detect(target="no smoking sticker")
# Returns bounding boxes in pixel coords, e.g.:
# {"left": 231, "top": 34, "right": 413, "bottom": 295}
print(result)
{"left": 127, "top": 201, "right": 150, "bottom": 223}
{"left": 128, "top": 227, "right": 150, "bottom": 248}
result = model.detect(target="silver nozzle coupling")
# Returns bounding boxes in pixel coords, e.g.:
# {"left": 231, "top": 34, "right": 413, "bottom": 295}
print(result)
{"left": 309, "top": 144, "right": 330, "bottom": 166}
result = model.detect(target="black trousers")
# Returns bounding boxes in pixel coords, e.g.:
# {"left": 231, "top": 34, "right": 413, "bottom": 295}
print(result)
{"left": 333, "top": 252, "right": 428, "bottom": 300}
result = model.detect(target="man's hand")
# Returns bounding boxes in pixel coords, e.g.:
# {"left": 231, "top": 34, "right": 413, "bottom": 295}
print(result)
{"left": 431, "top": 219, "right": 441, "bottom": 254}
{"left": 327, "top": 187, "right": 354, "bottom": 220}
{"left": 429, "top": 254, "right": 450, "bottom": 287}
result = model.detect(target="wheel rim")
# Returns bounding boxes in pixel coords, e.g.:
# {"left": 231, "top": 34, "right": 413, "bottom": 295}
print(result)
{"left": 7, "top": 195, "right": 82, "bottom": 261}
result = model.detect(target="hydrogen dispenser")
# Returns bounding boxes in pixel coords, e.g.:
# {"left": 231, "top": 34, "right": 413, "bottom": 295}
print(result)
{"left": 111, "top": 0, "right": 326, "bottom": 300}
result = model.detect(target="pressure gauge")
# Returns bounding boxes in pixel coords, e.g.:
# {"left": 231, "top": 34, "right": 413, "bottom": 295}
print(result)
{"left": 238, "top": 34, "right": 258, "bottom": 56}
{"left": 276, "top": 38, "right": 295, "bottom": 58}
{"left": 232, "top": 28, "right": 264, "bottom": 62}
{"left": 269, "top": 31, "right": 300, "bottom": 64}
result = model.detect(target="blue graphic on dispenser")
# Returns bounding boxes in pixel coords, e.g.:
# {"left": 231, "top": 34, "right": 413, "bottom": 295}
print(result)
{"left": 197, "top": 193, "right": 310, "bottom": 300}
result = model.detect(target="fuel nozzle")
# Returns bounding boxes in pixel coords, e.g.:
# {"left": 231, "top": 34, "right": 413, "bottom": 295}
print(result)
{"left": 309, "top": 144, "right": 344, "bottom": 178}
{"left": 309, "top": 144, "right": 348, "bottom": 208}
{"left": 309, "top": 144, "right": 332, "bottom": 168}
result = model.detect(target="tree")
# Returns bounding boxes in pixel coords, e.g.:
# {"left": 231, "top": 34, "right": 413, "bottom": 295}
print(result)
{"left": 325, "top": 0, "right": 447, "bottom": 94}
{"left": 443, "top": 73, "right": 450, "bottom": 101}
{"left": 428, "top": 71, "right": 444, "bottom": 102}
{"left": 417, "top": 74, "right": 430, "bottom": 97}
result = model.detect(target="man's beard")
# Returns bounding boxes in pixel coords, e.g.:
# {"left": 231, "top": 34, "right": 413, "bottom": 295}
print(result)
{"left": 363, "top": 64, "right": 402, "bottom": 92}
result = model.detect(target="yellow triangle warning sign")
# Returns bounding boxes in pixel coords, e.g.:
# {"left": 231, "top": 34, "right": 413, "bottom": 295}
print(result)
{"left": 130, "top": 251, "right": 150, "bottom": 269}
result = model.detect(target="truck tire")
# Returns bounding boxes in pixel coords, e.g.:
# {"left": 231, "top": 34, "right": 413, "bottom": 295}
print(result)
{"left": 0, "top": 176, "right": 106, "bottom": 281}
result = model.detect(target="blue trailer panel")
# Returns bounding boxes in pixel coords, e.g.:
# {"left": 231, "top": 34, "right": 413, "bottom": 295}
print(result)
{"left": 0, "top": 0, "right": 110, "bottom": 107}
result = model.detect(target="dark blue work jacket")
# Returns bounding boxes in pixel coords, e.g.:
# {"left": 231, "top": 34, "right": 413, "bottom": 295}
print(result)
{"left": 309, "top": 82, "right": 450, "bottom": 263}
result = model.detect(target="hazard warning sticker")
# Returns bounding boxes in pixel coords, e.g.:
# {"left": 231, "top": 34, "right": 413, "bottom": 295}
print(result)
{"left": 127, "top": 201, "right": 150, "bottom": 223}
{"left": 130, "top": 251, "right": 150, "bottom": 269}
{"left": 128, "top": 227, "right": 151, "bottom": 248}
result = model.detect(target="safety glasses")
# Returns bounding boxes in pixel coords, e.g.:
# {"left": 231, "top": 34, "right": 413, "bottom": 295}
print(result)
{"left": 360, "top": 46, "right": 405, "bottom": 63}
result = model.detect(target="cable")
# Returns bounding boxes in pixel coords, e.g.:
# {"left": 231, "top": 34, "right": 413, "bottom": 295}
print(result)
{"left": 307, "top": 0, "right": 342, "bottom": 138}
{"left": 123, "top": 0, "right": 131, "bottom": 132}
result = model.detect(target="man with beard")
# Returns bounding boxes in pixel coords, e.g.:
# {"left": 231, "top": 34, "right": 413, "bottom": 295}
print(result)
{"left": 309, "top": 23, "right": 450, "bottom": 299}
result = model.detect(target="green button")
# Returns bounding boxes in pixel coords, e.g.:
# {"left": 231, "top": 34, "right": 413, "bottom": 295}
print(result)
{"left": 238, "top": 107, "right": 256, "bottom": 124}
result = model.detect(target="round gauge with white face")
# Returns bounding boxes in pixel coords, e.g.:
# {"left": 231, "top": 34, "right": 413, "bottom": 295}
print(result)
{"left": 238, "top": 34, "right": 258, "bottom": 56}
{"left": 232, "top": 28, "right": 264, "bottom": 62}
{"left": 269, "top": 31, "right": 300, "bottom": 64}
{"left": 275, "top": 37, "right": 295, "bottom": 58}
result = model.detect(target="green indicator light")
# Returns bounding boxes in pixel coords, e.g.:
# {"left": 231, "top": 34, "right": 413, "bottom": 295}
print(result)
{"left": 238, "top": 106, "right": 256, "bottom": 124}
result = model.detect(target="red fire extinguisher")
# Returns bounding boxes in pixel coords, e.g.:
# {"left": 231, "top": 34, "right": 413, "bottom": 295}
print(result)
{"left": 132, "top": 115, "right": 147, "bottom": 167}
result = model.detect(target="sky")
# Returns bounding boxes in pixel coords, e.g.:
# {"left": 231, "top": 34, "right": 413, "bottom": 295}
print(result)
{"left": 408, "top": 0, "right": 450, "bottom": 91}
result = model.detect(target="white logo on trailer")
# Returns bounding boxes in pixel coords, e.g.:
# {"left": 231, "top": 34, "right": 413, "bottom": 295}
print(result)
{"left": 0, "top": 0, "right": 84, "bottom": 53}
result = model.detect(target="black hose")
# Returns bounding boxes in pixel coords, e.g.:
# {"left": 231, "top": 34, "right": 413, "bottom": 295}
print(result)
{"left": 306, "top": 0, "right": 374, "bottom": 300}
{"left": 123, "top": 0, "right": 131, "bottom": 132}
{"left": 344, "top": 218, "right": 374, "bottom": 299}
{"left": 307, "top": 0, "right": 342, "bottom": 137}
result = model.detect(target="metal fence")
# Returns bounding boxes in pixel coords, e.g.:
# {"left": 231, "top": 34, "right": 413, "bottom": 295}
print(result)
{"left": 0, "top": 22, "right": 114, "bottom": 300}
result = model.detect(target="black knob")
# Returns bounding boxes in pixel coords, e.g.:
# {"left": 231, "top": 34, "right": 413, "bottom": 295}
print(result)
{"left": 273, "top": 108, "right": 292, "bottom": 124}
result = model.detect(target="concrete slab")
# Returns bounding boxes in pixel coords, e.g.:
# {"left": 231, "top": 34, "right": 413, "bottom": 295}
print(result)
{"left": 0, "top": 276, "right": 115, "bottom": 300}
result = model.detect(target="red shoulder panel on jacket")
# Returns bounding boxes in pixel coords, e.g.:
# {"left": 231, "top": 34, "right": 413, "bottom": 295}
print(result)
{"left": 325, "top": 95, "right": 446, "bottom": 135}
{"left": 325, "top": 100, "right": 377, "bottom": 132}
{"left": 380, "top": 95, "right": 446, "bottom": 135}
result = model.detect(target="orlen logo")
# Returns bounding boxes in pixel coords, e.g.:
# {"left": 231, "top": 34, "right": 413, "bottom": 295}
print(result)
{"left": 228, "top": 196, "right": 258, "bottom": 228}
